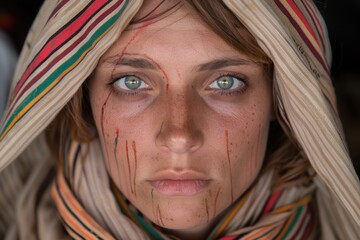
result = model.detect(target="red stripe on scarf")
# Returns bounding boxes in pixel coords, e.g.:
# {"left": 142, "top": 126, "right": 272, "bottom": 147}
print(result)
{"left": 13, "top": 1, "right": 121, "bottom": 103}
{"left": 300, "top": 0, "right": 326, "bottom": 53}
{"left": 274, "top": 0, "right": 330, "bottom": 74}
{"left": 48, "top": 0, "right": 70, "bottom": 21}
{"left": 13, "top": 1, "right": 108, "bottom": 95}
{"left": 262, "top": 189, "right": 283, "bottom": 216}
{"left": 4, "top": 1, "right": 123, "bottom": 125}
{"left": 286, "top": 0, "right": 317, "bottom": 41}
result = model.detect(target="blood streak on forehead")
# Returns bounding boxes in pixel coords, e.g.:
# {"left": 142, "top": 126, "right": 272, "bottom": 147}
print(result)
{"left": 123, "top": 52, "right": 170, "bottom": 93}
{"left": 112, "top": 18, "right": 171, "bottom": 93}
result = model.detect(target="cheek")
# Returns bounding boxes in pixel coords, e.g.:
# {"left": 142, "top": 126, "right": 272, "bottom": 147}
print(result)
{"left": 229, "top": 112, "right": 271, "bottom": 198}
{"left": 95, "top": 105, "right": 154, "bottom": 200}
{"left": 101, "top": 126, "right": 140, "bottom": 198}
{"left": 88, "top": 92, "right": 132, "bottom": 196}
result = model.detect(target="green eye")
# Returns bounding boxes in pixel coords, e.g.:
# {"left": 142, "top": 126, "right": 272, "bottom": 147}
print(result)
{"left": 114, "top": 75, "right": 149, "bottom": 90}
{"left": 209, "top": 75, "right": 245, "bottom": 90}
{"left": 125, "top": 76, "right": 142, "bottom": 89}
{"left": 216, "top": 76, "right": 234, "bottom": 89}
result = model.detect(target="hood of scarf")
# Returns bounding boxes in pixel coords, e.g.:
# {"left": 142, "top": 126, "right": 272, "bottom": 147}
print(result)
{"left": 0, "top": 0, "right": 359, "bottom": 238}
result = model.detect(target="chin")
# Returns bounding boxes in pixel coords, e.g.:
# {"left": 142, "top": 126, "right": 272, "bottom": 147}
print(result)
{"left": 153, "top": 203, "right": 210, "bottom": 229}
{"left": 142, "top": 195, "right": 220, "bottom": 229}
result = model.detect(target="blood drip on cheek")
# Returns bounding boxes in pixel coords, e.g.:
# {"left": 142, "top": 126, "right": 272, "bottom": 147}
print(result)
{"left": 225, "top": 130, "right": 234, "bottom": 202}
{"left": 114, "top": 128, "right": 120, "bottom": 153}
{"left": 101, "top": 91, "right": 112, "bottom": 167}
{"left": 157, "top": 205, "right": 165, "bottom": 226}
{"left": 125, "top": 140, "right": 134, "bottom": 195}
{"left": 213, "top": 188, "right": 221, "bottom": 218}
{"left": 150, "top": 189, "right": 164, "bottom": 226}
{"left": 151, "top": 189, "right": 155, "bottom": 211}
{"left": 113, "top": 128, "right": 121, "bottom": 183}
{"left": 100, "top": 92, "right": 112, "bottom": 139}
{"left": 132, "top": 141, "right": 137, "bottom": 196}
{"left": 205, "top": 198, "right": 210, "bottom": 222}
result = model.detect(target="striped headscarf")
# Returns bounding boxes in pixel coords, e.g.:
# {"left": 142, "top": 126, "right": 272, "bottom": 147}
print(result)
{"left": 0, "top": 0, "right": 359, "bottom": 239}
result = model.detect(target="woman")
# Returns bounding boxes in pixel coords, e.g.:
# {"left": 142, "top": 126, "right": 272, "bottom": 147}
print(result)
{"left": 0, "top": 0, "right": 359, "bottom": 239}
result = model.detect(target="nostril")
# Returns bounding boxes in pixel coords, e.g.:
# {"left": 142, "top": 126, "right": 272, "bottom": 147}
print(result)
{"left": 167, "top": 133, "right": 195, "bottom": 153}
{"left": 155, "top": 123, "right": 203, "bottom": 154}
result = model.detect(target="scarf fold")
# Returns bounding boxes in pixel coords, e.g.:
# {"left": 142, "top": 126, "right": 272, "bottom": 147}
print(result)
{"left": 51, "top": 140, "right": 318, "bottom": 239}
{"left": 223, "top": 0, "right": 360, "bottom": 237}
{"left": 0, "top": 0, "right": 143, "bottom": 170}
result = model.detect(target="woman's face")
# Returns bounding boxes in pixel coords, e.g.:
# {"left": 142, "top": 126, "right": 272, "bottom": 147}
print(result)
{"left": 89, "top": 2, "right": 272, "bottom": 231}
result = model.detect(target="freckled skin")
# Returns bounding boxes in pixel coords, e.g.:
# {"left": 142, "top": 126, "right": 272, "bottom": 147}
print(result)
{"left": 151, "top": 188, "right": 156, "bottom": 222}
{"left": 132, "top": 141, "right": 137, "bottom": 195}
{"left": 125, "top": 140, "right": 134, "bottom": 195}
{"left": 101, "top": 92, "right": 111, "bottom": 169}
{"left": 213, "top": 188, "right": 221, "bottom": 218}
{"left": 88, "top": 2, "right": 272, "bottom": 238}
{"left": 114, "top": 128, "right": 120, "bottom": 182}
{"left": 225, "top": 130, "right": 234, "bottom": 203}
{"left": 205, "top": 198, "right": 209, "bottom": 222}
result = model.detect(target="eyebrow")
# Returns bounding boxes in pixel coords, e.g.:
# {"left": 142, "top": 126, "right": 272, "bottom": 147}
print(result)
{"left": 105, "top": 56, "right": 158, "bottom": 69}
{"left": 104, "top": 56, "right": 251, "bottom": 71}
{"left": 121, "top": 57, "right": 158, "bottom": 69}
{"left": 194, "top": 58, "right": 252, "bottom": 71}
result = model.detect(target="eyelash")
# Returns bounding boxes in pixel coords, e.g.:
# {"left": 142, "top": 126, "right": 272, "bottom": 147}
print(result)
{"left": 108, "top": 73, "right": 248, "bottom": 97}
{"left": 209, "top": 73, "right": 248, "bottom": 97}
{"left": 108, "top": 74, "right": 147, "bottom": 97}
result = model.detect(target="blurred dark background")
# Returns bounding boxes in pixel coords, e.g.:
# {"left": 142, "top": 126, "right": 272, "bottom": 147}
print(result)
{"left": 323, "top": 0, "right": 360, "bottom": 175}
{"left": 0, "top": 0, "right": 359, "bottom": 175}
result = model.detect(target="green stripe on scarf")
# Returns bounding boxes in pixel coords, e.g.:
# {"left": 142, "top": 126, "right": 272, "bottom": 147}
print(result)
{"left": 0, "top": 0, "right": 129, "bottom": 139}
{"left": 112, "top": 184, "right": 165, "bottom": 240}
{"left": 280, "top": 205, "right": 305, "bottom": 239}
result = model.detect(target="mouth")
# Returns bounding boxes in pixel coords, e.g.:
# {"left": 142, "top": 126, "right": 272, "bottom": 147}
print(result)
{"left": 148, "top": 171, "right": 211, "bottom": 196}
{"left": 149, "top": 179, "right": 211, "bottom": 196}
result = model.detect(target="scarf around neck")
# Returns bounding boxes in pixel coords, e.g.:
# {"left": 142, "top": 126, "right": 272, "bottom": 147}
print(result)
{"left": 52, "top": 140, "right": 318, "bottom": 239}
{"left": 0, "top": 0, "right": 359, "bottom": 239}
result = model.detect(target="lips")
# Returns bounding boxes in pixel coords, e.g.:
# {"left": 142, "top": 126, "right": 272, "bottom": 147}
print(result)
{"left": 150, "top": 179, "right": 210, "bottom": 196}
{"left": 148, "top": 171, "right": 211, "bottom": 196}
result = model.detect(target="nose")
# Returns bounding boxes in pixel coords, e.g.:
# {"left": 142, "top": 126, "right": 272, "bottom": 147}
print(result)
{"left": 155, "top": 92, "right": 204, "bottom": 154}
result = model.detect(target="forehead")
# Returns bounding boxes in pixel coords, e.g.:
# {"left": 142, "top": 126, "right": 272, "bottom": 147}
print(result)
{"left": 101, "top": 2, "right": 248, "bottom": 64}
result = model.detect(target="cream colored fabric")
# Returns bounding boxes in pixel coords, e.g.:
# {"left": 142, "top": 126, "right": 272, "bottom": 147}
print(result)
{"left": 223, "top": 1, "right": 360, "bottom": 238}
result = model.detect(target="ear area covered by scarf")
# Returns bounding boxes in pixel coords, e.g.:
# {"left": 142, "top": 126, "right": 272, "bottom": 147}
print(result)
{"left": 223, "top": 0, "right": 360, "bottom": 238}
{"left": 0, "top": 0, "right": 143, "bottom": 171}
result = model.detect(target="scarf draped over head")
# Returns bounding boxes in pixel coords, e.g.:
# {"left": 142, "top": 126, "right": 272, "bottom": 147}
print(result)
{"left": 0, "top": 0, "right": 359, "bottom": 239}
